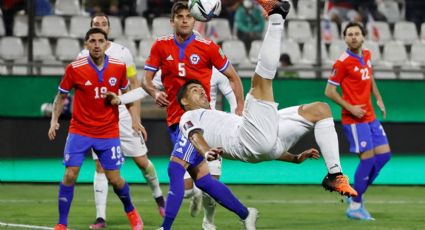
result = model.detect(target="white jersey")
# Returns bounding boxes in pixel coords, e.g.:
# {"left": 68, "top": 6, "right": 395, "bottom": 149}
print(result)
{"left": 180, "top": 96, "right": 314, "bottom": 163}
{"left": 209, "top": 68, "right": 237, "bottom": 112}
{"left": 180, "top": 109, "right": 244, "bottom": 160}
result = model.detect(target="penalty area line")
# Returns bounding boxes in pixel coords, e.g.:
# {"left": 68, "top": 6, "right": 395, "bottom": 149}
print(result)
{"left": 0, "top": 221, "right": 54, "bottom": 230}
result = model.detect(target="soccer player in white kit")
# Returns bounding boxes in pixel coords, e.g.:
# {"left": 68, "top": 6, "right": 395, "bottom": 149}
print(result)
{"left": 78, "top": 13, "right": 165, "bottom": 229}
{"left": 176, "top": 2, "right": 358, "bottom": 198}
{"left": 155, "top": 67, "right": 237, "bottom": 229}
{"left": 183, "top": 68, "right": 237, "bottom": 230}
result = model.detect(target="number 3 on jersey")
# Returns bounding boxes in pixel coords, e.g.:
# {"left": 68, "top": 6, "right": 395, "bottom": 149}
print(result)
{"left": 178, "top": 63, "right": 186, "bottom": 77}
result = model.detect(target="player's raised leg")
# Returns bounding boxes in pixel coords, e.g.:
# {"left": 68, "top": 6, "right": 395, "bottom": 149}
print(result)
{"left": 250, "top": 0, "right": 290, "bottom": 102}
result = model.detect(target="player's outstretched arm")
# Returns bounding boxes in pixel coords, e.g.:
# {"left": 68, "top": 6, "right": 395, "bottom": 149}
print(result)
{"left": 222, "top": 64, "right": 244, "bottom": 116}
{"left": 216, "top": 72, "right": 237, "bottom": 113}
{"left": 48, "top": 92, "right": 67, "bottom": 141}
{"left": 277, "top": 148, "right": 320, "bottom": 164}
{"left": 189, "top": 130, "right": 222, "bottom": 161}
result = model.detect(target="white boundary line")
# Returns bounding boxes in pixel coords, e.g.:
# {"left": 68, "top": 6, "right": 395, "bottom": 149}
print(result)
{"left": 0, "top": 221, "right": 54, "bottom": 230}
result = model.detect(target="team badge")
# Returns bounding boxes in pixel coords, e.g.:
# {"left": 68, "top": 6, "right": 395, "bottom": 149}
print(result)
{"left": 64, "top": 154, "right": 70, "bottom": 162}
{"left": 190, "top": 54, "right": 201, "bottom": 64}
{"left": 109, "top": 77, "right": 117, "bottom": 86}
{"left": 367, "top": 60, "right": 371, "bottom": 68}
{"left": 361, "top": 141, "right": 367, "bottom": 148}
{"left": 183, "top": 121, "right": 194, "bottom": 130}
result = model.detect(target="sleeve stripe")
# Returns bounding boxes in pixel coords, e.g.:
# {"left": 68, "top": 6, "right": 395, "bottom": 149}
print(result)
{"left": 58, "top": 87, "right": 69, "bottom": 94}
{"left": 328, "top": 80, "right": 340, "bottom": 86}
{"left": 218, "top": 60, "right": 230, "bottom": 73}
{"left": 144, "top": 65, "right": 158, "bottom": 72}
{"left": 121, "top": 82, "right": 130, "bottom": 90}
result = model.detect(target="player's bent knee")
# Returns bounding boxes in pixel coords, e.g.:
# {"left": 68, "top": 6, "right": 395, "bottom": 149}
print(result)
{"left": 303, "top": 102, "right": 331, "bottom": 121}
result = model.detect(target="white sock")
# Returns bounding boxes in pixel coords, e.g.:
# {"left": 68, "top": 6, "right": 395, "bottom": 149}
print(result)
{"left": 94, "top": 171, "right": 108, "bottom": 220}
{"left": 350, "top": 201, "right": 362, "bottom": 210}
{"left": 202, "top": 193, "right": 216, "bottom": 224}
{"left": 184, "top": 185, "right": 201, "bottom": 199}
{"left": 141, "top": 160, "right": 163, "bottom": 198}
{"left": 255, "top": 14, "right": 284, "bottom": 80}
{"left": 314, "top": 117, "right": 342, "bottom": 174}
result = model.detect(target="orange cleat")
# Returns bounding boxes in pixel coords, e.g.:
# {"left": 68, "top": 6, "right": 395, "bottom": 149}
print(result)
{"left": 257, "top": 0, "right": 290, "bottom": 18}
{"left": 127, "top": 208, "right": 144, "bottom": 230}
{"left": 54, "top": 224, "right": 67, "bottom": 230}
{"left": 322, "top": 174, "right": 358, "bottom": 197}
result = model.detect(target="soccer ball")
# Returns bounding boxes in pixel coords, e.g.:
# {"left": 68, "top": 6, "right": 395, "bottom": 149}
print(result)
{"left": 189, "top": 0, "right": 222, "bottom": 22}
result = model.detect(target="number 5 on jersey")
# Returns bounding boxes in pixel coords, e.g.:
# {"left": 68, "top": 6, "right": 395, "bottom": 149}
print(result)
{"left": 178, "top": 63, "right": 186, "bottom": 77}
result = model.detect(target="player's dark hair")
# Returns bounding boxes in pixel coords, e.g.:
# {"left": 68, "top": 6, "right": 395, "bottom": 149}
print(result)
{"left": 85, "top": 27, "right": 108, "bottom": 41}
{"left": 343, "top": 22, "right": 366, "bottom": 37}
{"left": 90, "top": 12, "right": 110, "bottom": 27}
{"left": 171, "top": 1, "right": 189, "bottom": 19}
{"left": 177, "top": 79, "right": 203, "bottom": 110}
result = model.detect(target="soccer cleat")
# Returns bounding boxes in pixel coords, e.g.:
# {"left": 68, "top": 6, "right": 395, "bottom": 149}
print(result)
{"left": 89, "top": 217, "right": 106, "bottom": 229}
{"left": 257, "top": 0, "right": 291, "bottom": 18}
{"left": 241, "top": 207, "right": 259, "bottom": 230}
{"left": 202, "top": 219, "right": 217, "bottom": 230}
{"left": 189, "top": 191, "right": 202, "bottom": 217}
{"left": 322, "top": 174, "right": 358, "bottom": 197}
{"left": 54, "top": 224, "right": 67, "bottom": 230}
{"left": 346, "top": 205, "right": 375, "bottom": 221}
{"left": 127, "top": 208, "right": 144, "bottom": 230}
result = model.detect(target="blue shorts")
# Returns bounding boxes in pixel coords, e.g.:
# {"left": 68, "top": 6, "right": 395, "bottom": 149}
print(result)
{"left": 342, "top": 119, "right": 389, "bottom": 154}
{"left": 64, "top": 133, "right": 124, "bottom": 170}
{"left": 168, "top": 124, "right": 204, "bottom": 169}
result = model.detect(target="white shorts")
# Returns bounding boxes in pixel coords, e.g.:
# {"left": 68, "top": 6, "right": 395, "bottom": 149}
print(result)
{"left": 183, "top": 158, "right": 222, "bottom": 179}
{"left": 92, "top": 106, "right": 148, "bottom": 160}
{"left": 277, "top": 105, "right": 314, "bottom": 151}
{"left": 237, "top": 94, "right": 283, "bottom": 162}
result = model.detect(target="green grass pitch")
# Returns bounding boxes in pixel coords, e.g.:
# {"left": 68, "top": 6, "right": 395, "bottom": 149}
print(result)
{"left": 0, "top": 184, "right": 424, "bottom": 229}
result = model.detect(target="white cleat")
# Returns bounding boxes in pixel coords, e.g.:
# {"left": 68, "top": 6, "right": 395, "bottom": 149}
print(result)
{"left": 242, "top": 207, "right": 259, "bottom": 230}
{"left": 189, "top": 190, "right": 202, "bottom": 217}
{"left": 202, "top": 219, "right": 217, "bottom": 230}
{"left": 155, "top": 228, "right": 164, "bottom": 230}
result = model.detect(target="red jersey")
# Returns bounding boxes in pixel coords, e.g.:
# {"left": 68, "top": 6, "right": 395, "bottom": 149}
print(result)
{"left": 328, "top": 48, "right": 376, "bottom": 124}
{"left": 144, "top": 34, "right": 229, "bottom": 126}
{"left": 59, "top": 56, "right": 129, "bottom": 138}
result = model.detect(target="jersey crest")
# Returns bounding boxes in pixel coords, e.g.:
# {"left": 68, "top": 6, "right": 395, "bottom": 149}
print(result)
{"left": 190, "top": 54, "right": 201, "bottom": 64}
{"left": 108, "top": 77, "right": 117, "bottom": 86}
